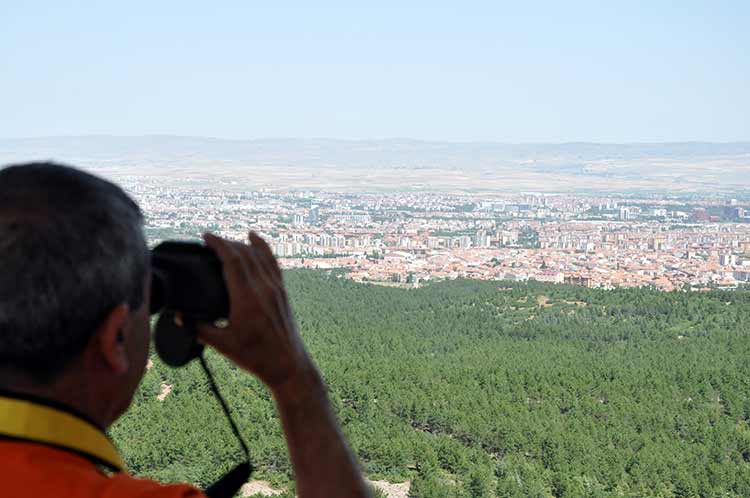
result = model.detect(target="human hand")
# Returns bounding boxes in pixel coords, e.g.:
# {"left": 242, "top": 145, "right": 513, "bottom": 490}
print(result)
{"left": 200, "top": 232, "right": 368, "bottom": 498}
{"left": 198, "top": 232, "right": 318, "bottom": 396}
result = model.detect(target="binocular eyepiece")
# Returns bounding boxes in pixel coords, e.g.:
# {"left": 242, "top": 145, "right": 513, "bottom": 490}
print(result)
{"left": 150, "top": 241, "right": 229, "bottom": 367}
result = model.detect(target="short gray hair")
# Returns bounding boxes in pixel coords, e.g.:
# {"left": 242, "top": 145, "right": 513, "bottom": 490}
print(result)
{"left": 0, "top": 162, "right": 148, "bottom": 382}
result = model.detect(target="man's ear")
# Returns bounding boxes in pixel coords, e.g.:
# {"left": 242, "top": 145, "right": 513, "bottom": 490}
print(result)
{"left": 97, "top": 303, "right": 131, "bottom": 375}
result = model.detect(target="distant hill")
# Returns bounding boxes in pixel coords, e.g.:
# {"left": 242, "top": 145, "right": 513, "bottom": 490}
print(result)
{"left": 2, "top": 136, "right": 749, "bottom": 193}
{"left": 1, "top": 135, "right": 749, "bottom": 165}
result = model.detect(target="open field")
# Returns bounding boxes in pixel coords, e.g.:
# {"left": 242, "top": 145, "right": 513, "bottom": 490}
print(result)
{"left": 2, "top": 137, "right": 749, "bottom": 194}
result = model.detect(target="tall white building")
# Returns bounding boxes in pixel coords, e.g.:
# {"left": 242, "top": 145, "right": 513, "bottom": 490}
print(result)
{"left": 474, "top": 230, "right": 490, "bottom": 248}
{"left": 308, "top": 205, "right": 320, "bottom": 224}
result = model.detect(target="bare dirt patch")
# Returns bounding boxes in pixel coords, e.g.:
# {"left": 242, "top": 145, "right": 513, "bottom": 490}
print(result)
{"left": 157, "top": 383, "right": 173, "bottom": 402}
{"left": 562, "top": 300, "right": 588, "bottom": 307}
{"left": 367, "top": 479, "right": 411, "bottom": 498}
{"left": 241, "top": 480, "right": 284, "bottom": 497}
{"left": 536, "top": 295, "right": 554, "bottom": 308}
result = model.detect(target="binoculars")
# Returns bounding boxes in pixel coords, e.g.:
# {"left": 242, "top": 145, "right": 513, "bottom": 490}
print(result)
{"left": 150, "top": 241, "right": 254, "bottom": 498}
{"left": 150, "top": 241, "right": 229, "bottom": 367}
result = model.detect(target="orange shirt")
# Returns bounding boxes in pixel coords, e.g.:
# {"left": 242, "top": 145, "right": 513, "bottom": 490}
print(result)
{"left": 0, "top": 440, "right": 205, "bottom": 498}
{"left": 0, "top": 392, "right": 206, "bottom": 498}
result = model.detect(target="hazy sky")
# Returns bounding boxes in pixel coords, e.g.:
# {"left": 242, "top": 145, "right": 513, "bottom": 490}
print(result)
{"left": 1, "top": 1, "right": 748, "bottom": 142}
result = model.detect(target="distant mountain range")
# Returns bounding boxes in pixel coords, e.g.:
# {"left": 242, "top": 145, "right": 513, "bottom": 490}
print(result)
{"left": 2, "top": 136, "right": 749, "bottom": 193}
{"left": 1, "top": 135, "right": 749, "bottom": 165}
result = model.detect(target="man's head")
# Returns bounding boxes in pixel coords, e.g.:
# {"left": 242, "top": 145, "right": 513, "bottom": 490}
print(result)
{"left": 0, "top": 162, "right": 151, "bottom": 425}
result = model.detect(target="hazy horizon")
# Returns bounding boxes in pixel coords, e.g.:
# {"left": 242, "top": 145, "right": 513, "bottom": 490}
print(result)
{"left": 3, "top": 134, "right": 750, "bottom": 145}
{"left": 3, "top": 136, "right": 749, "bottom": 195}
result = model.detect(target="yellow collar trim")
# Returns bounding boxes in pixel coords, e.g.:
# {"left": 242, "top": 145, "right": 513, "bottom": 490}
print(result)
{"left": 0, "top": 395, "right": 126, "bottom": 472}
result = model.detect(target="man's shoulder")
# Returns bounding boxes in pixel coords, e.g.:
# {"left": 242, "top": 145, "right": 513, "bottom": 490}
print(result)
{"left": 109, "top": 473, "right": 206, "bottom": 498}
{"left": 0, "top": 441, "right": 206, "bottom": 498}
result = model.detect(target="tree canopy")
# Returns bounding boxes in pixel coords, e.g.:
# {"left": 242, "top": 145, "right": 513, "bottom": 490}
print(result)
{"left": 113, "top": 271, "right": 750, "bottom": 497}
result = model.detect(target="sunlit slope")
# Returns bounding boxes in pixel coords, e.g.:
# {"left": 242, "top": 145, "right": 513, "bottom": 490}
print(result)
{"left": 113, "top": 272, "right": 750, "bottom": 498}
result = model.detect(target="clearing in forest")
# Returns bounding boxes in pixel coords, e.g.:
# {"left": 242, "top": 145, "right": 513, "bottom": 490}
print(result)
{"left": 536, "top": 295, "right": 554, "bottom": 308}
{"left": 241, "top": 480, "right": 284, "bottom": 497}
{"left": 157, "top": 383, "right": 173, "bottom": 402}
{"left": 368, "top": 479, "right": 411, "bottom": 498}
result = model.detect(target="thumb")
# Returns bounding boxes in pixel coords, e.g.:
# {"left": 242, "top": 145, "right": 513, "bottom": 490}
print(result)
{"left": 196, "top": 322, "right": 232, "bottom": 352}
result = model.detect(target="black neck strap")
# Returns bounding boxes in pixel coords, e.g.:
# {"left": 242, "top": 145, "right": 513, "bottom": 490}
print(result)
{"left": 198, "top": 353, "right": 254, "bottom": 498}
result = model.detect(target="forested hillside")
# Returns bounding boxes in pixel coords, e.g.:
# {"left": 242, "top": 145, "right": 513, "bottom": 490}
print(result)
{"left": 112, "top": 271, "right": 750, "bottom": 498}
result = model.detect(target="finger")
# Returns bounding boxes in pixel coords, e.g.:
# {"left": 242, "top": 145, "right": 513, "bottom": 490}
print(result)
{"left": 248, "top": 232, "right": 280, "bottom": 274}
{"left": 230, "top": 237, "right": 279, "bottom": 291}
{"left": 232, "top": 242, "right": 276, "bottom": 290}
{"left": 249, "top": 252, "right": 288, "bottom": 316}
{"left": 249, "top": 232, "right": 283, "bottom": 280}
{"left": 229, "top": 240, "right": 281, "bottom": 294}
{"left": 206, "top": 236, "right": 286, "bottom": 335}
{"left": 196, "top": 323, "right": 231, "bottom": 350}
{"left": 248, "top": 232, "right": 292, "bottom": 313}
{"left": 221, "top": 240, "right": 285, "bottom": 317}
{"left": 229, "top": 241, "right": 259, "bottom": 279}
{"left": 241, "top": 246, "right": 286, "bottom": 319}
{"left": 203, "top": 233, "right": 254, "bottom": 313}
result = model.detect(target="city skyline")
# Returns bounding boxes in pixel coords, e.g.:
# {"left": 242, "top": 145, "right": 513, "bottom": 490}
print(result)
{"left": 119, "top": 169, "right": 750, "bottom": 293}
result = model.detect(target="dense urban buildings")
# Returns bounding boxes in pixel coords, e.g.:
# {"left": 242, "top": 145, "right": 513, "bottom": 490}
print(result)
{"left": 121, "top": 175, "right": 750, "bottom": 292}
